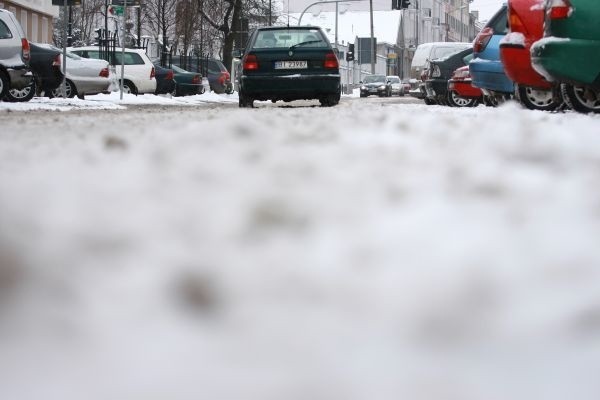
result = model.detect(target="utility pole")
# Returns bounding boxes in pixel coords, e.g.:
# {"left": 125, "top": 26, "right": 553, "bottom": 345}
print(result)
{"left": 369, "top": 0, "right": 374, "bottom": 74}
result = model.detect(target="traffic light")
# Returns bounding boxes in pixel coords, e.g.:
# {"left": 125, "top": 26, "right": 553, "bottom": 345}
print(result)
{"left": 346, "top": 43, "right": 354, "bottom": 61}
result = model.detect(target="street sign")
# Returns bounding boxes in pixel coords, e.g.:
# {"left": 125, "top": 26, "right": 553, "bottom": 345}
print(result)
{"left": 108, "top": 5, "right": 124, "bottom": 16}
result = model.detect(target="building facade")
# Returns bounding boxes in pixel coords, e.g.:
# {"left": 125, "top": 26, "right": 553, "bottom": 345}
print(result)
{"left": 0, "top": 0, "right": 58, "bottom": 43}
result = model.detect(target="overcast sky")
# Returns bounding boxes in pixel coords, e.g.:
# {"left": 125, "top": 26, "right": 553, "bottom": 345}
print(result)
{"left": 468, "top": 0, "right": 504, "bottom": 21}
{"left": 283, "top": 1, "right": 505, "bottom": 23}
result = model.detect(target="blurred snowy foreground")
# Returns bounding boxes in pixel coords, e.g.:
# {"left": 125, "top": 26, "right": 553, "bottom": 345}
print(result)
{"left": 1, "top": 94, "right": 600, "bottom": 400}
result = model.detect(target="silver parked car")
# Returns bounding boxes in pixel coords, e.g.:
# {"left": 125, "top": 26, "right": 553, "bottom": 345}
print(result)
{"left": 51, "top": 51, "right": 114, "bottom": 99}
{"left": 0, "top": 8, "right": 32, "bottom": 98}
{"left": 386, "top": 75, "right": 404, "bottom": 96}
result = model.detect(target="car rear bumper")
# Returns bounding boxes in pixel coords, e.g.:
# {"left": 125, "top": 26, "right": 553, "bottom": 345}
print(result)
{"left": 448, "top": 79, "right": 482, "bottom": 98}
{"left": 469, "top": 59, "right": 514, "bottom": 94}
{"left": 425, "top": 79, "right": 448, "bottom": 98}
{"left": 73, "top": 77, "right": 112, "bottom": 95}
{"left": 531, "top": 38, "right": 600, "bottom": 87}
{"left": 500, "top": 44, "right": 551, "bottom": 89}
{"left": 241, "top": 74, "right": 340, "bottom": 100}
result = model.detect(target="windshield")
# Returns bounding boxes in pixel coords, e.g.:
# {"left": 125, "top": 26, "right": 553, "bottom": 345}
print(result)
{"left": 253, "top": 29, "right": 326, "bottom": 49}
{"left": 364, "top": 75, "right": 386, "bottom": 83}
{"left": 387, "top": 77, "right": 400, "bottom": 83}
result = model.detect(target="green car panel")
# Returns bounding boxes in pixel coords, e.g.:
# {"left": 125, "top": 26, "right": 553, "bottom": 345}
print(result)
{"left": 531, "top": 0, "right": 600, "bottom": 86}
{"left": 171, "top": 65, "right": 203, "bottom": 96}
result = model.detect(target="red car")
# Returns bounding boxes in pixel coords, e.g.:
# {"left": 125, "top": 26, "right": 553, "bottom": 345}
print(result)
{"left": 499, "top": 0, "right": 562, "bottom": 110}
{"left": 448, "top": 65, "right": 483, "bottom": 107}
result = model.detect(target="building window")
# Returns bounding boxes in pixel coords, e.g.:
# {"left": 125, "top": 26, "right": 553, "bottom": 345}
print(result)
{"left": 32, "top": 14, "right": 38, "bottom": 42}
{"left": 42, "top": 17, "right": 48, "bottom": 43}
{"left": 20, "top": 10, "right": 27, "bottom": 36}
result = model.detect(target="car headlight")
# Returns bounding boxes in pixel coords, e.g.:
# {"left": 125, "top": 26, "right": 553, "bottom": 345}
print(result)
{"left": 378, "top": 85, "right": 386, "bottom": 90}
{"left": 361, "top": 85, "right": 366, "bottom": 90}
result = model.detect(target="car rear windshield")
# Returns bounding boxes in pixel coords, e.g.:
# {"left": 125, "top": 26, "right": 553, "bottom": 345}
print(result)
{"left": 0, "top": 19, "right": 12, "bottom": 39}
{"left": 253, "top": 29, "right": 327, "bottom": 49}
{"left": 364, "top": 75, "right": 386, "bottom": 83}
{"left": 83, "top": 50, "right": 146, "bottom": 65}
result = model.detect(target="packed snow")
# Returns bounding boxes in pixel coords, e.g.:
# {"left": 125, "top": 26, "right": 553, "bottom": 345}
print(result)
{"left": 1, "top": 96, "right": 600, "bottom": 400}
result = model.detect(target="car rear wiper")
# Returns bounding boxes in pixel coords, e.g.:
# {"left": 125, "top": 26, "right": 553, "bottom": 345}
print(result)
{"left": 289, "top": 40, "right": 323, "bottom": 50}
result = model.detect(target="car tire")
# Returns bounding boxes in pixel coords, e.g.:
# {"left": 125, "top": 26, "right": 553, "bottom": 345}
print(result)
{"left": 517, "top": 84, "right": 562, "bottom": 111}
{"left": 561, "top": 83, "right": 600, "bottom": 114}
{"left": 447, "top": 90, "right": 477, "bottom": 108}
{"left": 4, "top": 79, "right": 36, "bottom": 102}
{"left": 0, "top": 69, "right": 11, "bottom": 99}
{"left": 52, "top": 79, "right": 77, "bottom": 98}
{"left": 423, "top": 97, "right": 436, "bottom": 105}
{"left": 121, "top": 80, "right": 138, "bottom": 95}
{"left": 360, "top": 93, "right": 366, "bottom": 98}
{"left": 319, "top": 93, "right": 340, "bottom": 107}
{"left": 238, "top": 90, "right": 254, "bottom": 108}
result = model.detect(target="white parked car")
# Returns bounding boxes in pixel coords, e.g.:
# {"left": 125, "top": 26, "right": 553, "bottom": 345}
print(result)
{"left": 386, "top": 75, "right": 404, "bottom": 96}
{"left": 68, "top": 46, "right": 156, "bottom": 95}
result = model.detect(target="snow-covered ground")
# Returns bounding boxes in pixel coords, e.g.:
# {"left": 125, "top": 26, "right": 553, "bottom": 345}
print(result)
{"left": 1, "top": 96, "right": 600, "bottom": 400}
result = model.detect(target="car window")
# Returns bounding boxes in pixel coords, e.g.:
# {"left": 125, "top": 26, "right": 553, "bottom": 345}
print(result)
{"left": 84, "top": 50, "right": 144, "bottom": 65}
{"left": 364, "top": 75, "right": 385, "bottom": 83}
{"left": 0, "top": 19, "right": 12, "bottom": 39}
{"left": 253, "top": 29, "right": 326, "bottom": 49}
{"left": 490, "top": 6, "right": 508, "bottom": 34}
{"left": 432, "top": 46, "right": 466, "bottom": 59}
{"left": 208, "top": 60, "right": 224, "bottom": 74}
{"left": 388, "top": 77, "right": 400, "bottom": 83}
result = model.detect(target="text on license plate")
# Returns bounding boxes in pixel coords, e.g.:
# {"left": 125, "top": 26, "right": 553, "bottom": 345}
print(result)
{"left": 274, "top": 61, "right": 308, "bottom": 69}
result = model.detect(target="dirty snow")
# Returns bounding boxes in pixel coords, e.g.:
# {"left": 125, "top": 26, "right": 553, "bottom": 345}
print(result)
{"left": 1, "top": 97, "right": 600, "bottom": 400}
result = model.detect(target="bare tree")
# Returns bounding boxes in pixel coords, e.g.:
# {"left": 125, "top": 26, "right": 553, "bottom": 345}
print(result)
{"left": 144, "top": 0, "right": 179, "bottom": 63}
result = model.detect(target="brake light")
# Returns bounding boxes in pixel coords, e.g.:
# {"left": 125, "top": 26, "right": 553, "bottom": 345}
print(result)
{"left": 243, "top": 54, "right": 259, "bottom": 71}
{"left": 150, "top": 67, "right": 155, "bottom": 79}
{"left": 99, "top": 67, "right": 109, "bottom": 78}
{"left": 192, "top": 75, "right": 200, "bottom": 84}
{"left": 508, "top": 5, "right": 528, "bottom": 35}
{"left": 165, "top": 70, "right": 174, "bottom": 80}
{"left": 52, "top": 54, "right": 61, "bottom": 67}
{"left": 473, "top": 27, "right": 493, "bottom": 53}
{"left": 549, "top": 0, "right": 572, "bottom": 19}
{"left": 324, "top": 51, "right": 339, "bottom": 69}
{"left": 21, "top": 38, "right": 30, "bottom": 63}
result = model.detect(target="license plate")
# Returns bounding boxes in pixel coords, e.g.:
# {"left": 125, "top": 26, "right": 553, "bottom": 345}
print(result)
{"left": 274, "top": 61, "right": 307, "bottom": 70}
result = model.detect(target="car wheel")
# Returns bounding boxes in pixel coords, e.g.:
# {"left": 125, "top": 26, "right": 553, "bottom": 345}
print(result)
{"left": 4, "top": 79, "right": 36, "bottom": 102}
{"left": 0, "top": 69, "right": 9, "bottom": 98}
{"left": 52, "top": 79, "right": 77, "bottom": 98}
{"left": 561, "top": 83, "right": 600, "bottom": 114}
{"left": 238, "top": 90, "right": 254, "bottom": 108}
{"left": 447, "top": 90, "right": 476, "bottom": 108}
{"left": 517, "top": 84, "right": 561, "bottom": 111}
{"left": 319, "top": 93, "right": 340, "bottom": 107}
{"left": 360, "top": 93, "right": 366, "bottom": 98}
{"left": 423, "top": 97, "right": 436, "bottom": 105}
{"left": 121, "top": 80, "right": 138, "bottom": 95}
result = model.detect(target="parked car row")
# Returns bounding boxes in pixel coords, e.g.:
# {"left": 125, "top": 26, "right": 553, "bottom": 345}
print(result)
{"left": 415, "top": 0, "right": 599, "bottom": 114}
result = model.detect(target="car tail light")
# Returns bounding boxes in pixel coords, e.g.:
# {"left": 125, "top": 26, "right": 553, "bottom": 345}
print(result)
{"left": 243, "top": 54, "right": 259, "bottom": 71}
{"left": 99, "top": 67, "right": 109, "bottom": 78}
{"left": 217, "top": 71, "right": 230, "bottom": 85}
{"left": 549, "top": 0, "right": 572, "bottom": 19}
{"left": 21, "top": 38, "right": 30, "bottom": 63}
{"left": 431, "top": 65, "right": 441, "bottom": 78}
{"left": 150, "top": 67, "right": 155, "bottom": 79}
{"left": 473, "top": 27, "right": 494, "bottom": 53}
{"left": 324, "top": 51, "right": 339, "bottom": 69}
{"left": 192, "top": 75, "right": 200, "bottom": 84}
{"left": 508, "top": 5, "right": 528, "bottom": 34}
{"left": 452, "top": 68, "right": 470, "bottom": 80}
{"left": 166, "top": 70, "right": 174, "bottom": 80}
{"left": 52, "top": 54, "right": 61, "bottom": 67}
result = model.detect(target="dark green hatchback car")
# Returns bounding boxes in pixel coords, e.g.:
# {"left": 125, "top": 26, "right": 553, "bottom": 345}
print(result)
{"left": 531, "top": 0, "right": 600, "bottom": 113}
{"left": 237, "top": 26, "right": 341, "bottom": 108}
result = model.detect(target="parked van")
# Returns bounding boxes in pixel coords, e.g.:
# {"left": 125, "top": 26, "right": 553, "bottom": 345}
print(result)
{"left": 410, "top": 42, "right": 472, "bottom": 80}
{"left": 0, "top": 8, "right": 32, "bottom": 98}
